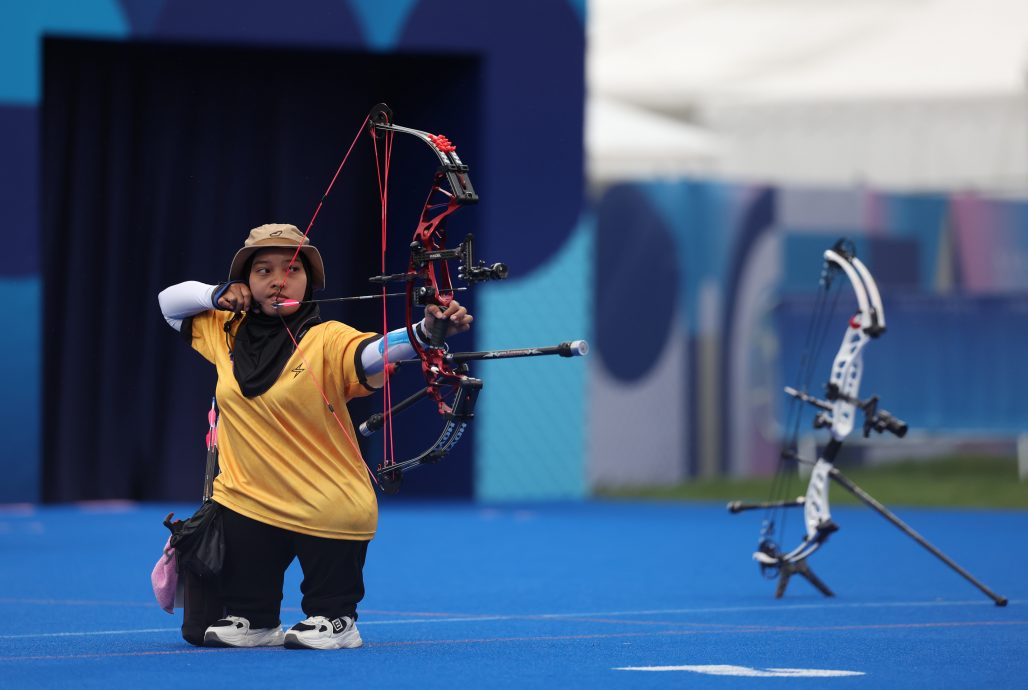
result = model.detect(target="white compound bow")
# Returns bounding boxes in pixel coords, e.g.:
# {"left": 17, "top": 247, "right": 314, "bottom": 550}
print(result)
{"left": 729, "top": 239, "right": 1006, "bottom": 606}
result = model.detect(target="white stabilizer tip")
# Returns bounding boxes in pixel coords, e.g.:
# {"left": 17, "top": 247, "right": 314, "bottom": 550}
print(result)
{"left": 569, "top": 340, "right": 589, "bottom": 356}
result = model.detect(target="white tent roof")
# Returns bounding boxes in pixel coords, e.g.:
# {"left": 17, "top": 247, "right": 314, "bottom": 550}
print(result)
{"left": 587, "top": 0, "right": 1028, "bottom": 192}
{"left": 586, "top": 96, "right": 727, "bottom": 183}
{"left": 589, "top": 0, "right": 1028, "bottom": 107}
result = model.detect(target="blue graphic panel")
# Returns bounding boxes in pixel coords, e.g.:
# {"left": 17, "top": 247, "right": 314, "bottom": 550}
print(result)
{"left": 0, "top": 2, "right": 127, "bottom": 104}
{"left": 348, "top": 0, "right": 420, "bottom": 50}
{"left": 595, "top": 185, "right": 678, "bottom": 381}
{"left": 565, "top": 0, "right": 587, "bottom": 24}
{"left": 116, "top": 0, "right": 168, "bottom": 35}
{"left": 0, "top": 106, "right": 39, "bottom": 276}
{"left": 880, "top": 193, "right": 948, "bottom": 290}
{"left": 475, "top": 216, "right": 592, "bottom": 501}
{"left": 152, "top": 0, "right": 363, "bottom": 46}
{"left": 398, "top": 0, "right": 585, "bottom": 277}
{"left": 643, "top": 180, "right": 737, "bottom": 334}
{"left": 0, "top": 278, "right": 40, "bottom": 502}
{"left": 776, "top": 294, "right": 1028, "bottom": 434}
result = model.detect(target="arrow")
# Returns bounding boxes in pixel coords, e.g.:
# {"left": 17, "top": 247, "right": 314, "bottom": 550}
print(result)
{"left": 272, "top": 287, "right": 468, "bottom": 309}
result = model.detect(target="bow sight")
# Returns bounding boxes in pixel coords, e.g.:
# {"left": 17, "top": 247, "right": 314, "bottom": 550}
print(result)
{"left": 369, "top": 233, "right": 508, "bottom": 296}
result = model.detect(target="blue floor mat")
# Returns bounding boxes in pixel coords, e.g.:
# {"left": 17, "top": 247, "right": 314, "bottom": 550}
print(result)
{"left": 1, "top": 501, "right": 1024, "bottom": 688}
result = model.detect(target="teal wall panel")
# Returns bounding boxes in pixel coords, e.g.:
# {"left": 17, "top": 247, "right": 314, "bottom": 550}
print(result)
{"left": 474, "top": 215, "right": 593, "bottom": 501}
{"left": 0, "top": 278, "right": 41, "bottom": 502}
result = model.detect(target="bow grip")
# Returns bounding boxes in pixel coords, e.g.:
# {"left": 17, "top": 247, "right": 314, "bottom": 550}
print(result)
{"left": 429, "top": 313, "right": 449, "bottom": 347}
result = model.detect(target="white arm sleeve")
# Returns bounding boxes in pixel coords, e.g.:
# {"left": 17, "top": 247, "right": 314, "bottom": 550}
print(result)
{"left": 361, "top": 320, "right": 432, "bottom": 375}
{"left": 158, "top": 281, "right": 218, "bottom": 332}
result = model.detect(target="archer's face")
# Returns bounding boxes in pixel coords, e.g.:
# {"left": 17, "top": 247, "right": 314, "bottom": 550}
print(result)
{"left": 249, "top": 248, "right": 308, "bottom": 316}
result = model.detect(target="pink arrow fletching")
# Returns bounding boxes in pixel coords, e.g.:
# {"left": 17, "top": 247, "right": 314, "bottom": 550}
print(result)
{"left": 207, "top": 404, "right": 218, "bottom": 449}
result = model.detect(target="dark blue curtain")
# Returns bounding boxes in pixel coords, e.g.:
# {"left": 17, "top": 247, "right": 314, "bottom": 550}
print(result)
{"left": 41, "top": 37, "right": 482, "bottom": 501}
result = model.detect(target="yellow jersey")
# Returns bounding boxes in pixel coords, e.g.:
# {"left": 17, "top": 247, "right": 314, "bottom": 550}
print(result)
{"left": 189, "top": 310, "right": 379, "bottom": 540}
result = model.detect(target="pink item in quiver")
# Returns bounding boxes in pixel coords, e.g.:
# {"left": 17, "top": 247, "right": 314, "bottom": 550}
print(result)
{"left": 151, "top": 535, "right": 179, "bottom": 614}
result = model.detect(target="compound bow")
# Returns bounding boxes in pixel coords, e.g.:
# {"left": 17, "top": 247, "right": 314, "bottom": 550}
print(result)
{"left": 728, "top": 239, "right": 1006, "bottom": 605}
{"left": 283, "top": 103, "right": 587, "bottom": 494}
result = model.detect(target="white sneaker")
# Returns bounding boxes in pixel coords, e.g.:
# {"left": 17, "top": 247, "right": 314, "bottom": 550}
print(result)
{"left": 284, "top": 615, "right": 363, "bottom": 650}
{"left": 203, "top": 616, "right": 285, "bottom": 647}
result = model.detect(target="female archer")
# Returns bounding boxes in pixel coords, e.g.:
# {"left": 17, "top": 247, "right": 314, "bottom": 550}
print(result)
{"left": 157, "top": 223, "right": 472, "bottom": 649}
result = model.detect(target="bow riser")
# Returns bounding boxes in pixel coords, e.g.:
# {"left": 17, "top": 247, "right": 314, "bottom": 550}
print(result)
{"left": 825, "top": 325, "right": 870, "bottom": 439}
{"left": 822, "top": 247, "right": 886, "bottom": 440}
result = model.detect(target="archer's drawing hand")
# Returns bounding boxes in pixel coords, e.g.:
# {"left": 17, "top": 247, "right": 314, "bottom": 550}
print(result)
{"left": 217, "top": 283, "right": 252, "bottom": 313}
{"left": 425, "top": 300, "right": 473, "bottom": 338}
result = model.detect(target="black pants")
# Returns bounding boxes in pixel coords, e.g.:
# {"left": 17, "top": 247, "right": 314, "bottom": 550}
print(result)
{"left": 219, "top": 506, "right": 369, "bottom": 629}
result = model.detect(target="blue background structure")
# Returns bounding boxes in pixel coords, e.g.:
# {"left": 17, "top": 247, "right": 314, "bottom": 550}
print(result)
{"left": 588, "top": 181, "right": 1028, "bottom": 487}
{"left": 0, "top": 1, "right": 587, "bottom": 503}
{"left": 2, "top": 2, "right": 1026, "bottom": 504}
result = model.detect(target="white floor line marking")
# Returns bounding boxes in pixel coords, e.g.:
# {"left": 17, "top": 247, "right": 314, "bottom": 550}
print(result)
{"left": 2, "top": 619, "right": 1024, "bottom": 646}
{"left": 0, "top": 596, "right": 1012, "bottom": 619}
{"left": 0, "top": 598, "right": 154, "bottom": 608}
{"left": 362, "top": 598, "right": 1015, "bottom": 624}
{"left": 615, "top": 665, "right": 864, "bottom": 677}
{"left": 1, "top": 599, "right": 1017, "bottom": 639}
{"left": 0, "top": 628, "right": 179, "bottom": 640}
{"left": 535, "top": 599, "right": 1011, "bottom": 618}
{"left": 361, "top": 616, "right": 511, "bottom": 625}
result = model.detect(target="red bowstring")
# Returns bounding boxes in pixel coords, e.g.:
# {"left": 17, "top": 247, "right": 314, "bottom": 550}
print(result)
{"left": 275, "top": 111, "right": 379, "bottom": 486}
{"left": 372, "top": 128, "right": 397, "bottom": 473}
{"left": 279, "top": 112, "right": 369, "bottom": 288}
{"left": 299, "top": 113, "right": 371, "bottom": 247}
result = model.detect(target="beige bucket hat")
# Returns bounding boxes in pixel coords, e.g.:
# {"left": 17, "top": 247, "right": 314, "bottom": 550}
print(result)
{"left": 228, "top": 223, "right": 326, "bottom": 291}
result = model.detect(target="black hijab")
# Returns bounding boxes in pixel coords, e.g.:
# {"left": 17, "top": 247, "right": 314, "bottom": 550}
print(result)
{"left": 231, "top": 253, "right": 322, "bottom": 398}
